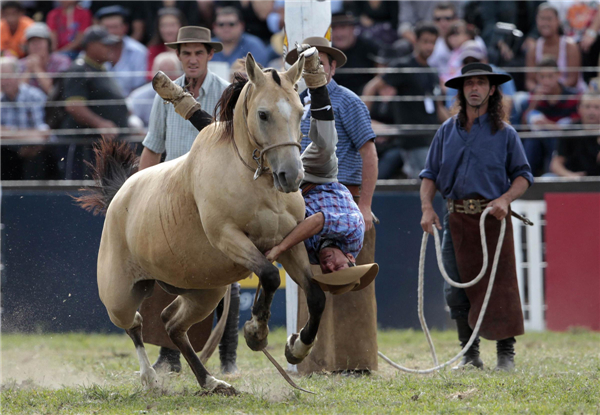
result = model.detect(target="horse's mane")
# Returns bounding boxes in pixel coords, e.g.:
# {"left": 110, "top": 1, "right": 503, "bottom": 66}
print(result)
{"left": 214, "top": 72, "right": 249, "bottom": 140}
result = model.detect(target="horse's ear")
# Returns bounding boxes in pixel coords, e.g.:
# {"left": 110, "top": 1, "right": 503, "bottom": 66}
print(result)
{"left": 245, "top": 53, "right": 265, "bottom": 86}
{"left": 284, "top": 53, "right": 305, "bottom": 85}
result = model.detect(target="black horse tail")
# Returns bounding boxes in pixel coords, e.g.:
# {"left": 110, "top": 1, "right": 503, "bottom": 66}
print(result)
{"left": 74, "top": 138, "right": 139, "bottom": 216}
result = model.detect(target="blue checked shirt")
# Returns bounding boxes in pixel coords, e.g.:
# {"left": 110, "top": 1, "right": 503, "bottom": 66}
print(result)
{"left": 300, "top": 79, "right": 375, "bottom": 186}
{"left": 304, "top": 182, "right": 365, "bottom": 265}
{"left": 0, "top": 83, "right": 48, "bottom": 130}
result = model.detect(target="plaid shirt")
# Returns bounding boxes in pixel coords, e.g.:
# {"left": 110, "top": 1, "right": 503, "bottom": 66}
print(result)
{"left": 142, "top": 72, "right": 229, "bottom": 161}
{"left": 0, "top": 83, "right": 48, "bottom": 130}
{"left": 304, "top": 182, "right": 365, "bottom": 264}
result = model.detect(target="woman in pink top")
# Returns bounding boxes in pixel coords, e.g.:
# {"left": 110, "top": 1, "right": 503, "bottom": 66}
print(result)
{"left": 46, "top": 0, "right": 92, "bottom": 59}
{"left": 525, "top": 3, "right": 585, "bottom": 92}
{"left": 146, "top": 8, "right": 185, "bottom": 80}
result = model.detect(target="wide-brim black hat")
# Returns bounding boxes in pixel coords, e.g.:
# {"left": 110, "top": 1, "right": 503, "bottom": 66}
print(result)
{"left": 445, "top": 63, "right": 512, "bottom": 89}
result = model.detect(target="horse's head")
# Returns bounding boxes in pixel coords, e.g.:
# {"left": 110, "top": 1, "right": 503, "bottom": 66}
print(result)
{"left": 242, "top": 53, "right": 306, "bottom": 193}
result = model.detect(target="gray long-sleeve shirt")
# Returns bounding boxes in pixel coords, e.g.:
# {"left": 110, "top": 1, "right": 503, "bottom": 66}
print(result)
{"left": 301, "top": 118, "right": 338, "bottom": 184}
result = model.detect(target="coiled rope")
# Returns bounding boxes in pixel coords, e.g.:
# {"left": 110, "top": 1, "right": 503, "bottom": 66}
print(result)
{"left": 378, "top": 206, "right": 506, "bottom": 374}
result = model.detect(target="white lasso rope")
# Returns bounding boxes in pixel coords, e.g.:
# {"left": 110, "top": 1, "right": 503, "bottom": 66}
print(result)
{"left": 379, "top": 206, "right": 506, "bottom": 374}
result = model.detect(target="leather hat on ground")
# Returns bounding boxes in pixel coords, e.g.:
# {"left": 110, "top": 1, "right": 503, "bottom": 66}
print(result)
{"left": 285, "top": 36, "right": 347, "bottom": 68}
{"left": 444, "top": 62, "right": 512, "bottom": 89}
{"left": 312, "top": 263, "right": 379, "bottom": 295}
{"left": 165, "top": 26, "right": 223, "bottom": 52}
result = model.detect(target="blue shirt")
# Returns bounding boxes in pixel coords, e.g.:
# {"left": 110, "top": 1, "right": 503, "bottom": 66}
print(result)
{"left": 211, "top": 33, "right": 269, "bottom": 67}
{"left": 301, "top": 79, "right": 375, "bottom": 186}
{"left": 419, "top": 114, "right": 534, "bottom": 200}
{"left": 1, "top": 83, "right": 48, "bottom": 130}
{"left": 106, "top": 36, "right": 149, "bottom": 97}
{"left": 304, "top": 182, "right": 365, "bottom": 264}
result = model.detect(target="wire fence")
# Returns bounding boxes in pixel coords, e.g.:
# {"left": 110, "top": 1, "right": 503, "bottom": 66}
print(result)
{"left": 1, "top": 65, "right": 599, "bottom": 148}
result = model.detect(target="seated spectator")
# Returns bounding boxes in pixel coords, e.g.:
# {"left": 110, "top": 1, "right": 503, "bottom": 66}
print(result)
{"left": 427, "top": 2, "right": 460, "bottom": 72}
{"left": 523, "top": 57, "right": 580, "bottom": 176}
{"left": 577, "top": 6, "right": 600, "bottom": 84}
{"left": 46, "top": 1, "right": 92, "bottom": 60}
{"left": 0, "top": 1, "right": 34, "bottom": 58}
{"left": 96, "top": 5, "right": 148, "bottom": 97}
{"left": 61, "top": 25, "right": 129, "bottom": 179}
{"left": 439, "top": 20, "right": 484, "bottom": 89}
{"left": 445, "top": 40, "right": 516, "bottom": 116}
{"left": 211, "top": 7, "right": 269, "bottom": 67}
{"left": 550, "top": 92, "right": 600, "bottom": 177}
{"left": 19, "top": 23, "right": 71, "bottom": 95}
{"left": 330, "top": 12, "right": 379, "bottom": 96}
{"left": 89, "top": 1, "right": 145, "bottom": 43}
{"left": 525, "top": 3, "right": 586, "bottom": 92}
{"left": 127, "top": 52, "right": 182, "bottom": 127}
{"left": 227, "top": 0, "right": 275, "bottom": 45}
{"left": 146, "top": 8, "right": 184, "bottom": 80}
{"left": 0, "top": 56, "right": 60, "bottom": 180}
{"left": 363, "top": 22, "right": 448, "bottom": 179}
{"left": 396, "top": 1, "right": 437, "bottom": 45}
{"left": 142, "top": 2, "right": 210, "bottom": 46}
{"left": 346, "top": 0, "right": 399, "bottom": 45}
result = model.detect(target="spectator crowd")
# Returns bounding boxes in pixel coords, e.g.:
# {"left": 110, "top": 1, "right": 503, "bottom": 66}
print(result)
{"left": 1, "top": 0, "right": 599, "bottom": 180}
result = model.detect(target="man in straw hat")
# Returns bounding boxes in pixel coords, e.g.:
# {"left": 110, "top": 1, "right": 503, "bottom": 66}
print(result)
{"left": 420, "top": 63, "right": 534, "bottom": 371}
{"left": 136, "top": 26, "right": 239, "bottom": 375}
{"left": 150, "top": 43, "right": 379, "bottom": 372}
{"left": 286, "top": 36, "right": 379, "bottom": 375}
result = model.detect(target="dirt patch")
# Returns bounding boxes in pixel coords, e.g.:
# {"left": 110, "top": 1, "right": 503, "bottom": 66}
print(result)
{"left": 1, "top": 349, "right": 103, "bottom": 389}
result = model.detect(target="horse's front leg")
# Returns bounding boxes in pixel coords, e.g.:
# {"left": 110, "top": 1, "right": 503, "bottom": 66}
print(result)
{"left": 214, "top": 226, "right": 279, "bottom": 351}
{"left": 277, "top": 243, "right": 326, "bottom": 364}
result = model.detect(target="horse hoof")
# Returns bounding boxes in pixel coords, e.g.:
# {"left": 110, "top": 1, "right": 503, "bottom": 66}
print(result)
{"left": 212, "top": 384, "right": 239, "bottom": 396}
{"left": 140, "top": 368, "right": 159, "bottom": 390}
{"left": 243, "top": 319, "right": 268, "bottom": 351}
{"left": 285, "top": 333, "right": 314, "bottom": 365}
{"left": 201, "top": 376, "right": 238, "bottom": 396}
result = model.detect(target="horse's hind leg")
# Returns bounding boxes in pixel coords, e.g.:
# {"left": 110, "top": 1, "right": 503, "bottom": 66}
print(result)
{"left": 125, "top": 311, "right": 159, "bottom": 389}
{"left": 99, "top": 275, "right": 157, "bottom": 389}
{"left": 160, "top": 286, "right": 235, "bottom": 393}
{"left": 277, "top": 243, "right": 326, "bottom": 364}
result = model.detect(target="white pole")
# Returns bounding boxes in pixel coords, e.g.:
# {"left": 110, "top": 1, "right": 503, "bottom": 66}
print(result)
{"left": 284, "top": 0, "right": 331, "bottom": 371}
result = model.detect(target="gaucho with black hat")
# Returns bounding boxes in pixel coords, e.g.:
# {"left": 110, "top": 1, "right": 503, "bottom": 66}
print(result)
{"left": 419, "top": 63, "right": 534, "bottom": 371}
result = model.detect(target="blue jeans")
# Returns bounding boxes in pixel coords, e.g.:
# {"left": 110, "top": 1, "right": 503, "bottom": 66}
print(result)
{"left": 442, "top": 212, "right": 470, "bottom": 320}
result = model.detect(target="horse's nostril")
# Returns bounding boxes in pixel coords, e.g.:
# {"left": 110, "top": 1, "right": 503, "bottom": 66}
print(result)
{"left": 278, "top": 172, "right": 288, "bottom": 189}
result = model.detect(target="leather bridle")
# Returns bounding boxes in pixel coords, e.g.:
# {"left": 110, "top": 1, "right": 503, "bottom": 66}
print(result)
{"left": 231, "top": 83, "right": 302, "bottom": 180}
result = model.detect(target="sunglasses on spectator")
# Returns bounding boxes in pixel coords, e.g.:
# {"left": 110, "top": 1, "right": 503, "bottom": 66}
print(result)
{"left": 434, "top": 16, "right": 455, "bottom": 22}
{"left": 216, "top": 21, "right": 238, "bottom": 27}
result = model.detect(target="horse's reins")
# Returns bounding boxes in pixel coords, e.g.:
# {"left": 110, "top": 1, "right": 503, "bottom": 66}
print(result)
{"left": 232, "top": 83, "right": 302, "bottom": 180}
{"left": 251, "top": 280, "right": 315, "bottom": 395}
{"left": 378, "top": 207, "right": 533, "bottom": 373}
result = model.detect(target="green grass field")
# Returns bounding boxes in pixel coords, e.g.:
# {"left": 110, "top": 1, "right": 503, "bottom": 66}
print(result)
{"left": 2, "top": 328, "right": 599, "bottom": 414}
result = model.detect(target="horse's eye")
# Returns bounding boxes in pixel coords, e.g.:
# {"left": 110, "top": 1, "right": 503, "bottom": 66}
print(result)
{"left": 259, "top": 111, "right": 268, "bottom": 121}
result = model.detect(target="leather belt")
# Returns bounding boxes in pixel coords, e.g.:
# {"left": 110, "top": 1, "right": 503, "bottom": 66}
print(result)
{"left": 344, "top": 185, "right": 360, "bottom": 197}
{"left": 447, "top": 198, "right": 491, "bottom": 214}
{"left": 301, "top": 182, "right": 318, "bottom": 196}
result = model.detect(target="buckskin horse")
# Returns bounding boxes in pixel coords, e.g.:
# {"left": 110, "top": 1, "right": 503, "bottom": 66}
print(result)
{"left": 77, "top": 54, "right": 325, "bottom": 393}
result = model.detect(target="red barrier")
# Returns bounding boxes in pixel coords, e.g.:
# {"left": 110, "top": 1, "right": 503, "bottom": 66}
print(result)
{"left": 545, "top": 193, "right": 600, "bottom": 331}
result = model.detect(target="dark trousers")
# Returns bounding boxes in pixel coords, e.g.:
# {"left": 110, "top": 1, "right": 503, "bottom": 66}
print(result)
{"left": 442, "top": 211, "right": 470, "bottom": 320}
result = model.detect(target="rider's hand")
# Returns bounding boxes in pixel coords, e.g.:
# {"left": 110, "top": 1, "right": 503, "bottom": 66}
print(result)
{"left": 488, "top": 196, "right": 510, "bottom": 221}
{"left": 421, "top": 206, "right": 441, "bottom": 235}
{"left": 265, "top": 245, "right": 283, "bottom": 263}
